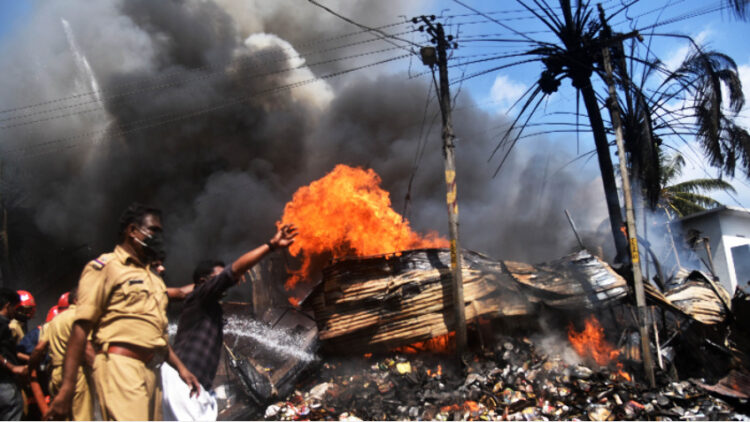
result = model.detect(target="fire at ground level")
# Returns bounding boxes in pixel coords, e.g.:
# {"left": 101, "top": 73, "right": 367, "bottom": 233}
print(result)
{"left": 212, "top": 248, "right": 750, "bottom": 420}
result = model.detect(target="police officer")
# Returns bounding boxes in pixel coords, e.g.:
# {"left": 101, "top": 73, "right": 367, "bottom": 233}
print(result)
{"left": 29, "top": 288, "right": 93, "bottom": 421}
{"left": 45, "top": 203, "right": 199, "bottom": 421}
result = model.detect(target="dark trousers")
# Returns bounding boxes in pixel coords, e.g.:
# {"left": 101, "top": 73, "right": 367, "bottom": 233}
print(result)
{"left": 0, "top": 380, "right": 23, "bottom": 420}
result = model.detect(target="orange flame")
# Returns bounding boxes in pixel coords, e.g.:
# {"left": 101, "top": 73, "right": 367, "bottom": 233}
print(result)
{"left": 393, "top": 332, "right": 455, "bottom": 354}
{"left": 279, "top": 165, "right": 447, "bottom": 289}
{"left": 567, "top": 316, "right": 619, "bottom": 366}
{"left": 617, "top": 366, "right": 632, "bottom": 382}
{"left": 440, "top": 401, "right": 479, "bottom": 414}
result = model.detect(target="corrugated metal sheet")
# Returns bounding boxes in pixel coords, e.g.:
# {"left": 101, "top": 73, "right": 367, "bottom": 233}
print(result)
{"left": 665, "top": 271, "right": 732, "bottom": 325}
{"left": 311, "top": 248, "right": 628, "bottom": 352}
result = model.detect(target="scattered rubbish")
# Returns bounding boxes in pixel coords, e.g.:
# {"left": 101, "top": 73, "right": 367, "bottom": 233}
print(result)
{"left": 261, "top": 335, "right": 749, "bottom": 421}
{"left": 215, "top": 249, "right": 750, "bottom": 420}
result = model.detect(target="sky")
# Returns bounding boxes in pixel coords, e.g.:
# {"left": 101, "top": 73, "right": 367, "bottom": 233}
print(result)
{"left": 0, "top": 0, "right": 749, "bottom": 310}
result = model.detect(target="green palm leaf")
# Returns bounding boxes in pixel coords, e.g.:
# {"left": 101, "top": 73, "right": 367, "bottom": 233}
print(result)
{"left": 659, "top": 152, "right": 737, "bottom": 217}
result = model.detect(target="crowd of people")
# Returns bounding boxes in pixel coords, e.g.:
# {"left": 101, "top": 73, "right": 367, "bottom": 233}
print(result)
{"left": 0, "top": 203, "right": 297, "bottom": 420}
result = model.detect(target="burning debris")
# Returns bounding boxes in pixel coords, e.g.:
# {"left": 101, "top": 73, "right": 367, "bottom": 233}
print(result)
{"left": 211, "top": 246, "right": 750, "bottom": 420}
{"left": 308, "top": 248, "right": 627, "bottom": 353}
{"left": 202, "top": 166, "right": 750, "bottom": 420}
{"left": 262, "top": 336, "right": 747, "bottom": 421}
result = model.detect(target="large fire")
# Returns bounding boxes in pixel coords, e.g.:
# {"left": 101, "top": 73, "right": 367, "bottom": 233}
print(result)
{"left": 567, "top": 316, "right": 619, "bottom": 366}
{"left": 568, "top": 315, "right": 631, "bottom": 381}
{"left": 279, "top": 164, "right": 448, "bottom": 290}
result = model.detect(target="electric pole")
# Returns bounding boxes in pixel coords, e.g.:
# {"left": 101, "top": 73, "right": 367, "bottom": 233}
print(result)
{"left": 598, "top": 4, "right": 656, "bottom": 387}
{"left": 416, "top": 15, "right": 467, "bottom": 356}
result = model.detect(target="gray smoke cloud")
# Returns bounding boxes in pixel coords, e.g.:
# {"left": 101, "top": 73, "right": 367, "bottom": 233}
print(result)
{"left": 0, "top": 0, "right": 612, "bottom": 312}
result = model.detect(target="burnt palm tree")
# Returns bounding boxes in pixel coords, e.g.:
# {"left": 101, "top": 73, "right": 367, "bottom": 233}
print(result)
{"left": 489, "top": 0, "right": 630, "bottom": 262}
{"left": 658, "top": 152, "right": 736, "bottom": 218}
{"left": 484, "top": 0, "right": 748, "bottom": 263}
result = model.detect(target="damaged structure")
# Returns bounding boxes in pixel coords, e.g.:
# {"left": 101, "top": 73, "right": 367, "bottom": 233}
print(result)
{"left": 214, "top": 246, "right": 750, "bottom": 420}
{"left": 309, "top": 249, "right": 626, "bottom": 353}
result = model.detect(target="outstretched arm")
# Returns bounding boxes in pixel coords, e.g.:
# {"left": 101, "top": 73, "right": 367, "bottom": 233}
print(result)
{"left": 230, "top": 224, "right": 298, "bottom": 279}
{"left": 166, "top": 283, "right": 195, "bottom": 301}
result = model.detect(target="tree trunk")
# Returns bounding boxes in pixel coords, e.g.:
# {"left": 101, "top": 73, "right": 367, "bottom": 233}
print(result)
{"left": 579, "top": 81, "right": 628, "bottom": 264}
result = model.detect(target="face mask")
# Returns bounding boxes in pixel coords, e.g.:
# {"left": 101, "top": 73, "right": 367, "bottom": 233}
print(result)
{"left": 135, "top": 228, "right": 167, "bottom": 262}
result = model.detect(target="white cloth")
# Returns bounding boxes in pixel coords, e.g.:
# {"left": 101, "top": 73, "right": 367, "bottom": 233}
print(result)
{"left": 161, "top": 364, "right": 218, "bottom": 421}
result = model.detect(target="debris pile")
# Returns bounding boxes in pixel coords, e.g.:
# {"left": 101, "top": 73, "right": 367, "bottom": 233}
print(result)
{"left": 263, "top": 335, "right": 748, "bottom": 421}
{"left": 212, "top": 247, "right": 750, "bottom": 420}
{"left": 310, "top": 249, "right": 628, "bottom": 353}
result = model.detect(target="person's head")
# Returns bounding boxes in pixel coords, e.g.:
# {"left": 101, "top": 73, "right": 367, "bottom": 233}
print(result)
{"left": 46, "top": 305, "right": 60, "bottom": 323}
{"left": 57, "top": 292, "right": 70, "bottom": 310}
{"left": 192, "top": 259, "right": 225, "bottom": 285}
{"left": 15, "top": 290, "right": 36, "bottom": 321}
{"left": 118, "top": 203, "right": 165, "bottom": 263}
{"left": 0, "top": 288, "right": 21, "bottom": 319}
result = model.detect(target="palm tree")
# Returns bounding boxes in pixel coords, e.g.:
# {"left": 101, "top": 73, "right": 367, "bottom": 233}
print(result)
{"left": 489, "top": 0, "right": 749, "bottom": 262}
{"left": 492, "top": 0, "right": 629, "bottom": 262}
{"left": 609, "top": 42, "right": 748, "bottom": 211}
{"left": 727, "top": 0, "right": 750, "bottom": 20}
{"left": 658, "top": 152, "right": 736, "bottom": 218}
{"left": 665, "top": 50, "right": 750, "bottom": 178}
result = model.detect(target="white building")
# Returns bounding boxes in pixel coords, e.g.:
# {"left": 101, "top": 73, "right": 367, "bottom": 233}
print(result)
{"left": 676, "top": 206, "right": 750, "bottom": 294}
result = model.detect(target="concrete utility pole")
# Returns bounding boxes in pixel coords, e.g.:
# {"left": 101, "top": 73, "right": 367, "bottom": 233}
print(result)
{"left": 417, "top": 15, "right": 468, "bottom": 356}
{"left": 598, "top": 5, "right": 656, "bottom": 387}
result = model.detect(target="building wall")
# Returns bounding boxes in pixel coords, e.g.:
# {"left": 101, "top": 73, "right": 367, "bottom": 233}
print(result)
{"left": 678, "top": 210, "right": 750, "bottom": 294}
{"left": 678, "top": 215, "right": 721, "bottom": 274}
{"left": 718, "top": 214, "right": 750, "bottom": 293}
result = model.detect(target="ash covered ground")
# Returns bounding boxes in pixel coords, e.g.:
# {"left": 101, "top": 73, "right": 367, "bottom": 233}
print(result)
{"left": 257, "top": 335, "right": 748, "bottom": 421}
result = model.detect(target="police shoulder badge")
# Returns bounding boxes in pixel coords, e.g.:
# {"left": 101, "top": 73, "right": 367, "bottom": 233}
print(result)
{"left": 90, "top": 253, "right": 113, "bottom": 270}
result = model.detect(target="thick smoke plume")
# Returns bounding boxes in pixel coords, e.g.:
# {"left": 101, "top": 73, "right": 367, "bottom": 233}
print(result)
{"left": 0, "top": 0, "right": 611, "bottom": 316}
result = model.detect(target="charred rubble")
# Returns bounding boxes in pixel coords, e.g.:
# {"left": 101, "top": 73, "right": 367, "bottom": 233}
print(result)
{"left": 212, "top": 248, "right": 750, "bottom": 420}
{"left": 263, "top": 337, "right": 746, "bottom": 421}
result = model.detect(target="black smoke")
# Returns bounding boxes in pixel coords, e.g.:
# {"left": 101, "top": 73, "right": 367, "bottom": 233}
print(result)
{"left": 0, "top": 0, "right": 612, "bottom": 321}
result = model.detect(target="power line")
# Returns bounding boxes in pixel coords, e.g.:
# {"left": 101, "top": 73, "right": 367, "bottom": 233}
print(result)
{"left": 307, "top": 0, "right": 421, "bottom": 52}
{"left": 0, "top": 31, "right": 416, "bottom": 126}
{"left": 4, "top": 53, "right": 410, "bottom": 158}
{"left": 1, "top": 45, "right": 406, "bottom": 131}
{"left": 452, "top": 0, "right": 539, "bottom": 44}
{"left": 0, "top": 21, "right": 413, "bottom": 117}
{"left": 636, "top": 2, "right": 729, "bottom": 31}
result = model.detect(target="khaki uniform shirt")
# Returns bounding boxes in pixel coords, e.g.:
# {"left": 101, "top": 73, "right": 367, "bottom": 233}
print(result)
{"left": 75, "top": 245, "right": 168, "bottom": 351}
{"left": 39, "top": 305, "right": 78, "bottom": 367}
{"left": 8, "top": 319, "right": 24, "bottom": 344}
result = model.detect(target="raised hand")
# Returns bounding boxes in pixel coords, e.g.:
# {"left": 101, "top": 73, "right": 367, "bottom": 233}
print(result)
{"left": 270, "top": 224, "right": 298, "bottom": 249}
